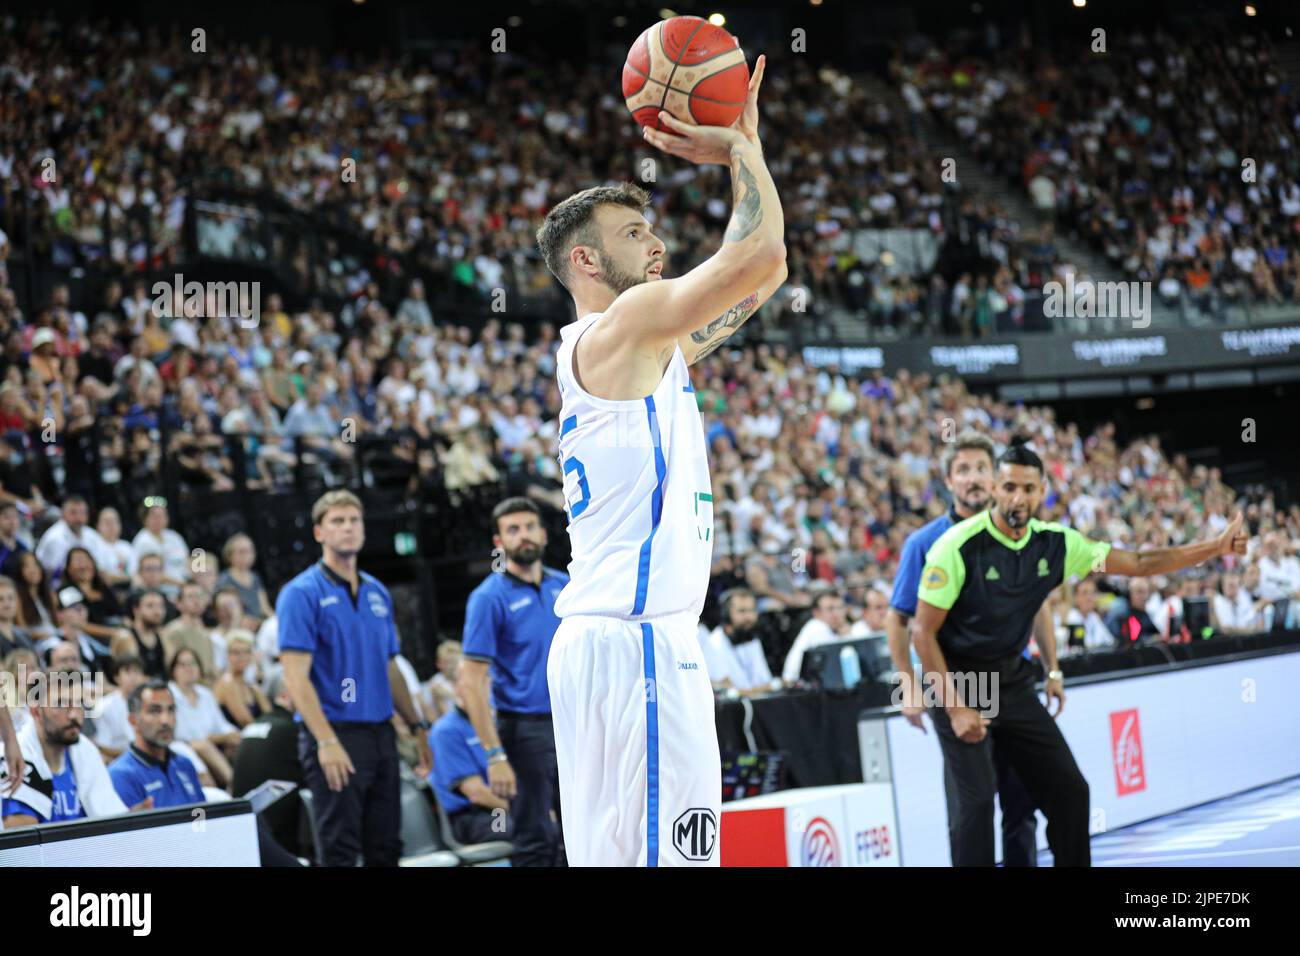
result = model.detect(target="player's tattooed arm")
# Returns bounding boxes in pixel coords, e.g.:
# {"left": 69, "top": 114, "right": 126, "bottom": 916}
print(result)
{"left": 680, "top": 292, "right": 760, "bottom": 365}
{"left": 724, "top": 156, "right": 763, "bottom": 243}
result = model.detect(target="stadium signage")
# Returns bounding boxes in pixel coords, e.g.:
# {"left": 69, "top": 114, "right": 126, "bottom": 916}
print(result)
{"left": 1070, "top": 336, "right": 1168, "bottom": 367}
{"left": 929, "top": 344, "right": 1020, "bottom": 375}
{"left": 1219, "top": 325, "right": 1300, "bottom": 357}
{"left": 800, "top": 346, "right": 885, "bottom": 372}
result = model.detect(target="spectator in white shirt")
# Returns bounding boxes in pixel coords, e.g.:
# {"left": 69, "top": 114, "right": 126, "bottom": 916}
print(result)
{"left": 1211, "top": 572, "right": 1265, "bottom": 635}
{"left": 94, "top": 507, "right": 136, "bottom": 582}
{"left": 782, "top": 591, "right": 849, "bottom": 682}
{"left": 168, "top": 646, "right": 238, "bottom": 787}
{"left": 848, "top": 587, "right": 890, "bottom": 638}
{"left": 1065, "top": 579, "right": 1114, "bottom": 651}
{"left": 34, "top": 496, "right": 120, "bottom": 584}
{"left": 1256, "top": 532, "right": 1300, "bottom": 602}
{"left": 700, "top": 589, "right": 781, "bottom": 696}
{"left": 130, "top": 497, "right": 190, "bottom": 598}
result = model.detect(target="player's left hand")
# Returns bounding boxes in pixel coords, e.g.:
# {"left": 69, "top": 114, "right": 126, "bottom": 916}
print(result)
{"left": 1044, "top": 677, "right": 1066, "bottom": 718}
{"left": 1218, "top": 511, "right": 1248, "bottom": 558}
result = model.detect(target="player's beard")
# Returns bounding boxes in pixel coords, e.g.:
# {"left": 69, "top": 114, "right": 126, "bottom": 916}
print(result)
{"left": 1000, "top": 504, "right": 1031, "bottom": 529}
{"left": 598, "top": 255, "right": 649, "bottom": 295}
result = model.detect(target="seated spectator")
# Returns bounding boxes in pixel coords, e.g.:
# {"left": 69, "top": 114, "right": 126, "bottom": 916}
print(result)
{"left": 1256, "top": 531, "right": 1300, "bottom": 602}
{"left": 129, "top": 553, "right": 180, "bottom": 623}
{"left": 1, "top": 670, "right": 135, "bottom": 827}
{"left": 110, "top": 589, "right": 170, "bottom": 681}
{"left": 6, "top": 550, "right": 59, "bottom": 645}
{"left": 33, "top": 495, "right": 119, "bottom": 584}
{"left": 782, "top": 590, "right": 849, "bottom": 682}
{"left": 130, "top": 497, "right": 190, "bottom": 599}
{"left": 61, "top": 546, "right": 127, "bottom": 645}
{"left": 848, "top": 586, "right": 890, "bottom": 638}
{"left": 230, "top": 674, "right": 304, "bottom": 856}
{"left": 94, "top": 507, "right": 136, "bottom": 583}
{"left": 1211, "top": 571, "right": 1264, "bottom": 636}
{"left": 0, "top": 501, "right": 28, "bottom": 571}
{"left": 168, "top": 647, "right": 238, "bottom": 787}
{"left": 160, "top": 582, "right": 218, "bottom": 683}
{"left": 38, "top": 591, "right": 113, "bottom": 675}
{"left": 700, "top": 588, "right": 780, "bottom": 696}
{"left": 2, "top": 648, "right": 41, "bottom": 736}
{"left": 745, "top": 540, "right": 813, "bottom": 613}
{"left": 1064, "top": 578, "right": 1114, "bottom": 651}
{"left": 428, "top": 667, "right": 512, "bottom": 846}
{"left": 0, "top": 576, "right": 36, "bottom": 657}
{"left": 210, "top": 587, "right": 249, "bottom": 672}
{"left": 215, "top": 533, "right": 274, "bottom": 628}
{"left": 93, "top": 655, "right": 150, "bottom": 759}
{"left": 214, "top": 631, "right": 271, "bottom": 728}
{"left": 1152, "top": 577, "right": 1202, "bottom": 642}
{"left": 422, "top": 639, "right": 461, "bottom": 721}
{"left": 1111, "top": 578, "right": 1162, "bottom": 645}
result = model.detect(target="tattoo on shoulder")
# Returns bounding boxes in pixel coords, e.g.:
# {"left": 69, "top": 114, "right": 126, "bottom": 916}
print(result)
{"left": 724, "top": 158, "right": 763, "bottom": 243}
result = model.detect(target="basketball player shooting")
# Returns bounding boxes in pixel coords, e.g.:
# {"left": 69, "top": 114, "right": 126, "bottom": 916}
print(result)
{"left": 534, "top": 53, "right": 786, "bottom": 866}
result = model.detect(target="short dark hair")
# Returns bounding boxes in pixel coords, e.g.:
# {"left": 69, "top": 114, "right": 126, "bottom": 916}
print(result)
{"left": 997, "top": 439, "right": 1044, "bottom": 475}
{"left": 812, "top": 590, "right": 842, "bottom": 613}
{"left": 0, "top": 501, "right": 17, "bottom": 514}
{"left": 131, "top": 588, "right": 166, "bottom": 615}
{"left": 137, "top": 552, "right": 163, "bottom": 569}
{"left": 535, "top": 182, "right": 651, "bottom": 292}
{"left": 943, "top": 430, "right": 996, "bottom": 478}
{"left": 128, "top": 680, "right": 172, "bottom": 715}
{"left": 110, "top": 655, "right": 145, "bottom": 682}
{"left": 492, "top": 497, "right": 542, "bottom": 534}
{"left": 719, "top": 587, "right": 755, "bottom": 618}
{"left": 62, "top": 494, "right": 88, "bottom": 509}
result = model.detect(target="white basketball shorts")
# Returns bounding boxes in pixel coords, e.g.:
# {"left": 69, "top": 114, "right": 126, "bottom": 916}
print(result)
{"left": 547, "top": 609, "right": 721, "bottom": 866}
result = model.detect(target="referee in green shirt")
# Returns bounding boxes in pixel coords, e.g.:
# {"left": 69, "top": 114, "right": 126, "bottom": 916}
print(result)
{"left": 913, "top": 442, "right": 1247, "bottom": 866}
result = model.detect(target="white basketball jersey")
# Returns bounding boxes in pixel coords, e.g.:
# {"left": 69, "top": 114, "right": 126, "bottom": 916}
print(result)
{"left": 553, "top": 312, "right": 714, "bottom": 620}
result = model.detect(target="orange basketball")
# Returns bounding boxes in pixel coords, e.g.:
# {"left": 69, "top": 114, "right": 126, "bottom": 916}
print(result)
{"left": 622, "top": 16, "right": 749, "bottom": 132}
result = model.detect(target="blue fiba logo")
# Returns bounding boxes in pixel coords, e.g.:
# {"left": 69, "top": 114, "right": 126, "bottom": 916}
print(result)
{"left": 800, "top": 817, "right": 841, "bottom": 867}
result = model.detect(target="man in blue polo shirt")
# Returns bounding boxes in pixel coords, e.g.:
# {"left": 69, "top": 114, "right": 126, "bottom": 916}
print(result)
{"left": 460, "top": 497, "right": 567, "bottom": 866}
{"left": 429, "top": 667, "right": 511, "bottom": 845}
{"left": 886, "top": 431, "right": 1040, "bottom": 866}
{"left": 107, "top": 681, "right": 205, "bottom": 808}
{"left": 278, "top": 490, "right": 431, "bottom": 867}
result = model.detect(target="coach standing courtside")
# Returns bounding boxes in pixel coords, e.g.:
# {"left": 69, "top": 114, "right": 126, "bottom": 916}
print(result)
{"left": 278, "top": 491, "right": 432, "bottom": 866}
{"left": 460, "top": 498, "right": 567, "bottom": 866}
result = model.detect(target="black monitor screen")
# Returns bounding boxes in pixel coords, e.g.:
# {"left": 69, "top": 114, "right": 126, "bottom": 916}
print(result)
{"left": 720, "top": 751, "right": 785, "bottom": 803}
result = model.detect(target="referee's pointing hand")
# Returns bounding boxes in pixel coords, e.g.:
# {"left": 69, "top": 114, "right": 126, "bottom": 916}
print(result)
{"left": 320, "top": 739, "right": 357, "bottom": 792}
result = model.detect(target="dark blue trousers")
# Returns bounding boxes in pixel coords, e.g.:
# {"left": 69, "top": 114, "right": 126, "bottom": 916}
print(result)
{"left": 497, "top": 713, "right": 566, "bottom": 867}
{"left": 299, "top": 721, "right": 401, "bottom": 867}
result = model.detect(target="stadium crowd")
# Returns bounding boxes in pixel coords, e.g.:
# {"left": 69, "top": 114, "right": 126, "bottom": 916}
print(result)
{"left": 894, "top": 28, "right": 1300, "bottom": 319}
{"left": 2, "top": 13, "right": 1084, "bottom": 340}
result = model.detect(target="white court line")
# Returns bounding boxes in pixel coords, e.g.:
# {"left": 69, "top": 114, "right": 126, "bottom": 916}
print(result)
{"left": 1095, "top": 844, "right": 1300, "bottom": 866}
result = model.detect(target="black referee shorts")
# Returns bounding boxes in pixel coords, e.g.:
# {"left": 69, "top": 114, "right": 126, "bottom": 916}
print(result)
{"left": 928, "top": 653, "right": 1090, "bottom": 867}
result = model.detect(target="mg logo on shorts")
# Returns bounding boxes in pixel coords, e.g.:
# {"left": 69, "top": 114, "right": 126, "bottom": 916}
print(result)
{"left": 801, "top": 817, "right": 841, "bottom": 867}
{"left": 673, "top": 809, "right": 717, "bottom": 861}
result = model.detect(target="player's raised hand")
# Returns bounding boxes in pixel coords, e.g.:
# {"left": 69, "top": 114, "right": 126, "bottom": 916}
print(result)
{"left": 642, "top": 112, "right": 746, "bottom": 166}
{"left": 1218, "top": 511, "right": 1248, "bottom": 558}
